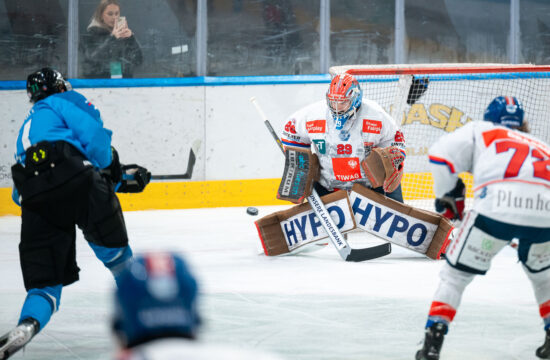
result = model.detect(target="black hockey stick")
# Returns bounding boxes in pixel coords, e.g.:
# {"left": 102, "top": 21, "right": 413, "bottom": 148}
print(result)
{"left": 250, "top": 97, "right": 391, "bottom": 262}
{"left": 151, "top": 140, "right": 201, "bottom": 180}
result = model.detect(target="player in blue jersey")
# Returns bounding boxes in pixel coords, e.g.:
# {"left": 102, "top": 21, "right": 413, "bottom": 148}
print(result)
{"left": 112, "top": 252, "right": 284, "bottom": 360}
{"left": 0, "top": 67, "right": 151, "bottom": 359}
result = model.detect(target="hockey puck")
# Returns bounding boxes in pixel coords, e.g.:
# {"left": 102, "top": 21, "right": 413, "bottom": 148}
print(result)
{"left": 246, "top": 207, "right": 259, "bottom": 216}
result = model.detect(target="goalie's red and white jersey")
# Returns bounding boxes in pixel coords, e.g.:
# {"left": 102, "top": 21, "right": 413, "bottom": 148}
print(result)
{"left": 281, "top": 99, "right": 405, "bottom": 191}
{"left": 429, "top": 121, "right": 550, "bottom": 227}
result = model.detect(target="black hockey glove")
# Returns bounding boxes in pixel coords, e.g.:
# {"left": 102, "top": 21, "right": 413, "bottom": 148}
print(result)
{"left": 116, "top": 164, "right": 151, "bottom": 193}
{"left": 434, "top": 178, "right": 466, "bottom": 221}
{"left": 101, "top": 147, "right": 122, "bottom": 184}
{"left": 407, "top": 76, "right": 429, "bottom": 105}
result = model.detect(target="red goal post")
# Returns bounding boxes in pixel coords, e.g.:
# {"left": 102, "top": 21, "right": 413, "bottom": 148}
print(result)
{"left": 329, "top": 64, "right": 550, "bottom": 210}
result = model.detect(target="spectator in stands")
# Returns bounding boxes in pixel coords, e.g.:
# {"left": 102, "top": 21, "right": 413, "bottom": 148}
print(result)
{"left": 112, "top": 252, "right": 285, "bottom": 360}
{"left": 82, "top": 0, "right": 142, "bottom": 78}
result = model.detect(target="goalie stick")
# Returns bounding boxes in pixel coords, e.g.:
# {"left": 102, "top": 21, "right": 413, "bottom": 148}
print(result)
{"left": 250, "top": 97, "right": 391, "bottom": 262}
{"left": 151, "top": 140, "right": 201, "bottom": 180}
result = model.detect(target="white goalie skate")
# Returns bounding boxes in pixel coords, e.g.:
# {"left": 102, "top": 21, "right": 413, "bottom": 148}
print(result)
{"left": 0, "top": 319, "right": 39, "bottom": 360}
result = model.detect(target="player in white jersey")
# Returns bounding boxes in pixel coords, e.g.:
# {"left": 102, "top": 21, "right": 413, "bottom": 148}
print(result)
{"left": 112, "top": 252, "right": 284, "bottom": 360}
{"left": 416, "top": 96, "right": 550, "bottom": 360}
{"left": 281, "top": 73, "right": 406, "bottom": 202}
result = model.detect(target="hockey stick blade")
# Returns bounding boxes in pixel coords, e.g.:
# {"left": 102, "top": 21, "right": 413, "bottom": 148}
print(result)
{"left": 345, "top": 243, "right": 391, "bottom": 262}
{"left": 152, "top": 140, "right": 200, "bottom": 180}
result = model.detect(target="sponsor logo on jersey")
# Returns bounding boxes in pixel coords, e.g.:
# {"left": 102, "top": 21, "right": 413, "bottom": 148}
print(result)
{"left": 394, "top": 130, "right": 405, "bottom": 143}
{"left": 332, "top": 157, "right": 362, "bottom": 182}
{"left": 284, "top": 119, "right": 297, "bottom": 134}
{"left": 306, "top": 120, "right": 326, "bottom": 133}
{"left": 362, "top": 119, "right": 382, "bottom": 134}
{"left": 339, "top": 130, "right": 350, "bottom": 141}
{"left": 481, "top": 238, "right": 494, "bottom": 251}
{"left": 496, "top": 190, "right": 550, "bottom": 212}
{"left": 312, "top": 139, "right": 326, "bottom": 154}
{"left": 349, "top": 190, "right": 438, "bottom": 252}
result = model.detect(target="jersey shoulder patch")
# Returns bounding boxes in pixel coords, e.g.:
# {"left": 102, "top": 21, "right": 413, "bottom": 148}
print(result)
{"left": 305, "top": 120, "right": 326, "bottom": 134}
{"left": 362, "top": 119, "right": 382, "bottom": 134}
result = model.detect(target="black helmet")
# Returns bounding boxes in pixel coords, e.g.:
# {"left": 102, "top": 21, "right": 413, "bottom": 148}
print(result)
{"left": 26, "top": 67, "right": 71, "bottom": 103}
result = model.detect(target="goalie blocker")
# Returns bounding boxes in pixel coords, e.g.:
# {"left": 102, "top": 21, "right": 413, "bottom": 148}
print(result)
{"left": 256, "top": 184, "right": 453, "bottom": 259}
{"left": 277, "top": 147, "right": 319, "bottom": 204}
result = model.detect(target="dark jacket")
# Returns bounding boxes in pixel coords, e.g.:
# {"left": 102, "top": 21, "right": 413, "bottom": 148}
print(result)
{"left": 82, "top": 26, "right": 143, "bottom": 78}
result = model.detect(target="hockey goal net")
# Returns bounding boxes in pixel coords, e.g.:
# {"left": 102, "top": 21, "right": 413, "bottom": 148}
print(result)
{"left": 329, "top": 64, "right": 550, "bottom": 210}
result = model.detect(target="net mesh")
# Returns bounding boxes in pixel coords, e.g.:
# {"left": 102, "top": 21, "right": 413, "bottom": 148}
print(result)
{"left": 330, "top": 64, "right": 550, "bottom": 210}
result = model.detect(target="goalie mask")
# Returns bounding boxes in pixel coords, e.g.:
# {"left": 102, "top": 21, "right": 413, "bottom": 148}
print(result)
{"left": 26, "top": 67, "right": 72, "bottom": 103}
{"left": 483, "top": 96, "right": 524, "bottom": 129}
{"left": 326, "top": 74, "right": 363, "bottom": 130}
{"left": 112, "top": 252, "right": 201, "bottom": 348}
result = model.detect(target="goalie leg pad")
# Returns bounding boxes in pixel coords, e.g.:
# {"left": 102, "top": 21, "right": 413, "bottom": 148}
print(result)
{"left": 349, "top": 184, "right": 453, "bottom": 259}
{"left": 277, "top": 147, "right": 319, "bottom": 204}
{"left": 255, "top": 191, "right": 356, "bottom": 256}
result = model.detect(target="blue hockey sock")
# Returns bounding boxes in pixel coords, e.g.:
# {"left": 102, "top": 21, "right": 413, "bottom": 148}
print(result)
{"left": 88, "top": 243, "right": 133, "bottom": 280}
{"left": 19, "top": 285, "right": 62, "bottom": 333}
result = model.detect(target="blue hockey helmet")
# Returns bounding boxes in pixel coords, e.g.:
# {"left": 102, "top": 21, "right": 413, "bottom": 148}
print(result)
{"left": 112, "top": 252, "right": 201, "bottom": 347}
{"left": 483, "top": 96, "right": 524, "bottom": 129}
{"left": 326, "top": 73, "right": 363, "bottom": 130}
{"left": 26, "top": 67, "right": 71, "bottom": 103}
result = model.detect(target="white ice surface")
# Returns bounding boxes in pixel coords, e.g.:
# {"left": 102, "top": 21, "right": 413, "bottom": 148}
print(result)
{"left": 0, "top": 206, "right": 545, "bottom": 360}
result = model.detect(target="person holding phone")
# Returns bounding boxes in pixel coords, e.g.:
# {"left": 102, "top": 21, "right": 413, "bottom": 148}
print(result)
{"left": 82, "top": 0, "right": 142, "bottom": 78}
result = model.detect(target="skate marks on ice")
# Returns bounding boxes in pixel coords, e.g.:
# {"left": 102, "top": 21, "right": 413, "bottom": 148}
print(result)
{"left": 0, "top": 208, "right": 545, "bottom": 359}
{"left": 200, "top": 293, "right": 541, "bottom": 360}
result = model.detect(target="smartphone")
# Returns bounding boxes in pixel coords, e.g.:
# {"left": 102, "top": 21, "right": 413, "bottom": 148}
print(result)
{"left": 116, "top": 16, "right": 127, "bottom": 29}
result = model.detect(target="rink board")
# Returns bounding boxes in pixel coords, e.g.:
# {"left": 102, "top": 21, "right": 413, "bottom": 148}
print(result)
{"left": 0, "top": 172, "right": 474, "bottom": 216}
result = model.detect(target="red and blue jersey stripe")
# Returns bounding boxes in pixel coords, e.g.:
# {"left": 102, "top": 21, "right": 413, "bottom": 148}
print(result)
{"left": 281, "top": 138, "right": 311, "bottom": 148}
{"left": 428, "top": 155, "right": 455, "bottom": 174}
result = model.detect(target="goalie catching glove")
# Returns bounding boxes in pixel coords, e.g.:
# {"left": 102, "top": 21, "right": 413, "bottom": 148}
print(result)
{"left": 101, "top": 147, "right": 151, "bottom": 193}
{"left": 361, "top": 146, "right": 405, "bottom": 193}
{"left": 435, "top": 178, "right": 465, "bottom": 221}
